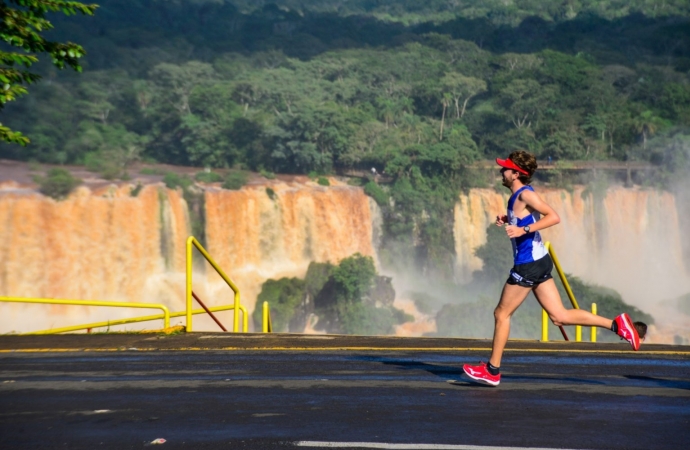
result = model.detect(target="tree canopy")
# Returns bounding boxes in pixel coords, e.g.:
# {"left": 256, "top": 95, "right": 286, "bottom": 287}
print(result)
{"left": 0, "top": 0, "right": 97, "bottom": 145}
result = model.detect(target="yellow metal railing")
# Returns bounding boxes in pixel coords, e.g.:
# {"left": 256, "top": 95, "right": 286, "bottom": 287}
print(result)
{"left": 542, "top": 242, "right": 597, "bottom": 343}
{"left": 262, "top": 301, "right": 273, "bottom": 333}
{"left": 0, "top": 297, "right": 171, "bottom": 334}
{"left": 591, "top": 302, "right": 597, "bottom": 343}
{"left": 27, "top": 304, "right": 246, "bottom": 335}
{"left": 186, "top": 236, "right": 245, "bottom": 332}
{"left": 543, "top": 242, "right": 580, "bottom": 341}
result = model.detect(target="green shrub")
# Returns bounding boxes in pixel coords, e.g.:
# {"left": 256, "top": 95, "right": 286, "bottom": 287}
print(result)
{"left": 140, "top": 167, "right": 165, "bottom": 175}
{"left": 305, "top": 262, "right": 335, "bottom": 298}
{"left": 101, "top": 165, "right": 122, "bottom": 180}
{"left": 222, "top": 170, "right": 249, "bottom": 190}
{"left": 308, "top": 171, "right": 319, "bottom": 180}
{"left": 317, "top": 177, "right": 330, "bottom": 186}
{"left": 332, "top": 253, "right": 377, "bottom": 302}
{"left": 83, "top": 152, "right": 120, "bottom": 180}
{"left": 364, "top": 181, "right": 388, "bottom": 206}
{"left": 252, "top": 277, "right": 306, "bottom": 332}
{"left": 163, "top": 172, "right": 192, "bottom": 190}
{"left": 194, "top": 171, "right": 222, "bottom": 183}
{"left": 260, "top": 169, "right": 276, "bottom": 180}
{"left": 84, "top": 152, "right": 104, "bottom": 172}
{"left": 35, "top": 168, "right": 81, "bottom": 200}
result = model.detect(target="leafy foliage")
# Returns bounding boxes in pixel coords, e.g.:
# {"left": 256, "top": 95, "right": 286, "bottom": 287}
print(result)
{"left": 34, "top": 167, "right": 81, "bottom": 200}
{"left": 363, "top": 181, "right": 388, "bottom": 207}
{"left": 194, "top": 171, "right": 223, "bottom": 183}
{"left": 331, "top": 253, "right": 377, "bottom": 303}
{"left": 222, "top": 170, "right": 249, "bottom": 190}
{"left": 251, "top": 277, "right": 306, "bottom": 332}
{"left": 254, "top": 254, "right": 410, "bottom": 334}
{"left": 163, "top": 172, "right": 192, "bottom": 190}
{"left": 0, "top": 0, "right": 98, "bottom": 145}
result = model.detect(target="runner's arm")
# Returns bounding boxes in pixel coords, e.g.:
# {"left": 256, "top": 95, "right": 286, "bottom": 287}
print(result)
{"left": 505, "top": 190, "right": 560, "bottom": 238}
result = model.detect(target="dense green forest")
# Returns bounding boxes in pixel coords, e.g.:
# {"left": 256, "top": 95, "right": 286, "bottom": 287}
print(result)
{"left": 4, "top": 0, "right": 690, "bottom": 169}
{"left": 3, "top": 0, "right": 690, "bottom": 279}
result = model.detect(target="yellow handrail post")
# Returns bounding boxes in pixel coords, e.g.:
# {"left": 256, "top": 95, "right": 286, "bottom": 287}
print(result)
{"left": 545, "top": 242, "right": 583, "bottom": 342}
{"left": 541, "top": 308, "right": 549, "bottom": 342}
{"left": 186, "top": 236, "right": 194, "bottom": 332}
{"left": 240, "top": 305, "right": 248, "bottom": 333}
{"left": 263, "top": 301, "right": 273, "bottom": 333}
{"left": 591, "top": 303, "right": 597, "bottom": 342}
{"left": 186, "top": 236, "right": 242, "bottom": 332}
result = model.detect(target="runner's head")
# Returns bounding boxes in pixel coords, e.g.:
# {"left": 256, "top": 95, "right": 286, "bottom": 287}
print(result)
{"left": 496, "top": 150, "right": 537, "bottom": 185}
{"left": 634, "top": 321, "right": 647, "bottom": 340}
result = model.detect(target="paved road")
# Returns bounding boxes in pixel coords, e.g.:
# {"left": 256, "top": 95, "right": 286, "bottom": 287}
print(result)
{"left": 1, "top": 335, "right": 689, "bottom": 450}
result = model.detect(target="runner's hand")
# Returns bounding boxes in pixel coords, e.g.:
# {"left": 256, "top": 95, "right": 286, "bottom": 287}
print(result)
{"left": 505, "top": 225, "right": 525, "bottom": 238}
{"left": 496, "top": 215, "right": 508, "bottom": 226}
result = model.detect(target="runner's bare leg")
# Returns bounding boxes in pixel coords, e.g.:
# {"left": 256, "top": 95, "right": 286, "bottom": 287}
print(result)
{"left": 532, "top": 279, "right": 613, "bottom": 328}
{"left": 488, "top": 283, "right": 532, "bottom": 368}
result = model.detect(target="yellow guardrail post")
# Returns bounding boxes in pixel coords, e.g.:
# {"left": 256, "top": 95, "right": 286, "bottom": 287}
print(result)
{"left": 240, "top": 305, "right": 248, "bottom": 333}
{"left": 186, "top": 236, "right": 242, "bottom": 333}
{"left": 263, "top": 301, "right": 273, "bottom": 333}
{"left": 0, "top": 297, "right": 170, "bottom": 333}
{"left": 186, "top": 236, "right": 194, "bottom": 332}
{"left": 591, "top": 303, "right": 597, "bottom": 342}
{"left": 541, "top": 308, "right": 548, "bottom": 342}
{"left": 545, "top": 242, "right": 580, "bottom": 310}
{"left": 545, "top": 242, "right": 582, "bottom": 342}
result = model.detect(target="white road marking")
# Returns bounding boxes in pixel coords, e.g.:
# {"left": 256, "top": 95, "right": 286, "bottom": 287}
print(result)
{"left": 295, "top": 442, "right": 585, "bottom": 450}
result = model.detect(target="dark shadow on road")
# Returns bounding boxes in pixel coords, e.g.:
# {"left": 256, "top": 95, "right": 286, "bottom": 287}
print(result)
{"left": 348, "top": 355, "right": 464, "bottom": 379}
{"left": 508, "top": 375, "right": 606, "bottom": 385}
{"left": 445, "top": 379, "right": 496, "bottom": 389}
{"left": 623, "top": 375, "right": 690, "bottom": 390}
{"left": 348, "top": 356, "right": 614, "bottom": 386}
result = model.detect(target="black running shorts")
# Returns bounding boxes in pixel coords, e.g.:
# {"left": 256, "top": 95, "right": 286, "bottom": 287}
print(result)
{"left": 506, "top": 254, "right": 554, "bottom": 287}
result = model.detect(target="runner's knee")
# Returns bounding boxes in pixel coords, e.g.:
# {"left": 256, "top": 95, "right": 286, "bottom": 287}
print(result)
{"left": 548, "top": 312, "right": 566, "bottom": 326}
{"left": 494, "top": 306, "right": 511, "bottom": 322}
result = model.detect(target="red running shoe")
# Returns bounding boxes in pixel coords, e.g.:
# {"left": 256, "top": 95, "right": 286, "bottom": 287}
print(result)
{"left": 614, "top": 313, "right": 640, "bottom": 351}
{"left": 462, "top": 362, "right": 500, "bottom": 386}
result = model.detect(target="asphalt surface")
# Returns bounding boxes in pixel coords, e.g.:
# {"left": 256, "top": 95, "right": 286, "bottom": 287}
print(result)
{"left": 1, "top": 334, "right": 689, "bottom": 450}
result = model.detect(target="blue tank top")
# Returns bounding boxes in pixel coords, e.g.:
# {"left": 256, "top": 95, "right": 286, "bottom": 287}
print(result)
{"left": 507, "top": 185, "right": 547, "bottom": 265}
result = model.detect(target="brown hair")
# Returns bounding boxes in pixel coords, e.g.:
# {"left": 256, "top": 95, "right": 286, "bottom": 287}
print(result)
{"left": 634, "top": 321, "right": 648, "bottom": 340}
{"left": 508, "top": 150, "right": 538, "bottom": 184}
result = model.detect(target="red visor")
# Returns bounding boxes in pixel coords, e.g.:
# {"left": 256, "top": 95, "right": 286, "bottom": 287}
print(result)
{"left": 496, "top": 158, "right": 529, "bottom": 175}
